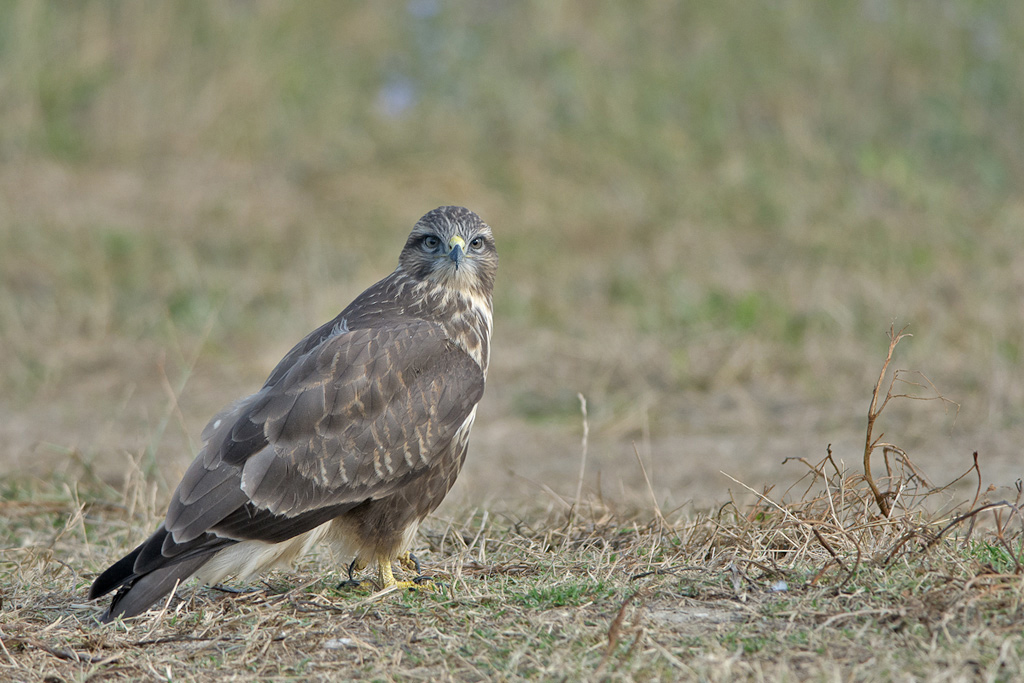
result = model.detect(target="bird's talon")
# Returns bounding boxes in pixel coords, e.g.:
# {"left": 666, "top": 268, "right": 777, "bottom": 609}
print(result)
{"left": 397, "top": 552, "right": 422, "bottom": 574}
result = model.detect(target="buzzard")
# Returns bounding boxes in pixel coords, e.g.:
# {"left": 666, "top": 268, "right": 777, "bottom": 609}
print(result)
{"left": 89, "top": 206, "right": 497, "bottom": 621}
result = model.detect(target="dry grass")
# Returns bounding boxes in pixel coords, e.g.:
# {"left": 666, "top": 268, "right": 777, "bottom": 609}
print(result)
{"left": 3, "top": 334, "right": 1024, "bottom": 682}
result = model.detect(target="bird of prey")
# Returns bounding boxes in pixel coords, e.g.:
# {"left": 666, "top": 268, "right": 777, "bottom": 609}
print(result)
{"left": 88, "top": 206, "right": 497, "bottom": 622}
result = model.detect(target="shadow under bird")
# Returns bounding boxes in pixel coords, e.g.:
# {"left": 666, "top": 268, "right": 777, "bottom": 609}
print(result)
{"left": 88, "top": 206, "right": 497, "bottom": 622}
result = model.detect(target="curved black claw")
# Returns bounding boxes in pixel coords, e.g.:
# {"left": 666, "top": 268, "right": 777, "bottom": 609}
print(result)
{"left": 336, "top": 558, "right": 364, "bottom": 590}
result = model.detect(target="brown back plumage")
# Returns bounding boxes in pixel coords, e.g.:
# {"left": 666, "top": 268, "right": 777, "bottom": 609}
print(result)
{"left": 89, "top": 206, "right": 497, "bottom": 621}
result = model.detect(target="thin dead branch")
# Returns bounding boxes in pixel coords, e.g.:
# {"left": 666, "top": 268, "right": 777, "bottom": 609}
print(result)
{"left": 863, "top": 325, "right": 910, "bottom": 517}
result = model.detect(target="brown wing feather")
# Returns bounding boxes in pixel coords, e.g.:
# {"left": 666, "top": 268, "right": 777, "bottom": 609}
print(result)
{"left": 162, "top": 319, "right": 483, "bottom": 547}
{"left": 241, "top": 320, "right": 484, "bottom": 515}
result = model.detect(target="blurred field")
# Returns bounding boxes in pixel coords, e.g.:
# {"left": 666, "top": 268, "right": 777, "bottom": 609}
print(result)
{"left": 2, "top": 1, "right": 1024, "bottom": 678}
{"left": 3, "top": 1, "right": 1023, "bottom": 512}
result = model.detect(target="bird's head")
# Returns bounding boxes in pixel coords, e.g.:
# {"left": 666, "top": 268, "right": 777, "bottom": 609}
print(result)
{"left": 399, "top": 206, "right": 498, "bottom": 296}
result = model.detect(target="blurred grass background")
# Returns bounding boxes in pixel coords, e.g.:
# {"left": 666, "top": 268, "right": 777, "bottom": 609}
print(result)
{"left": 1, "top": 1, "right": 1022, "bottom": 508}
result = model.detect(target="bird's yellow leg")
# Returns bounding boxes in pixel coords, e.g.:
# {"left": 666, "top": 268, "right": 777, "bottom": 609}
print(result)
{"left": 376, "top": 558, "right": 399, "bottom": 588}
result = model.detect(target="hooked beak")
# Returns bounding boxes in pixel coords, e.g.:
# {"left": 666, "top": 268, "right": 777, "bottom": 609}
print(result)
{"left": 448, "top": 235, "right": 466, "bottom": 267}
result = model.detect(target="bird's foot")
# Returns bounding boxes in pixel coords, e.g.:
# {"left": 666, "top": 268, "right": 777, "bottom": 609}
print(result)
{"left": 392, "top": 577, "right": 437, "bottom": 590}
{"left": 337, "top": 577, "right": 434, "bottom": 591}
{"left": 397, "top": 552, "right": 422, "bottom": 574}
{"left": 336, "top": 557, "right": 369, "bottom": 590}
{"left": 397, "top": 552, "right": 438, "bottom": 588}
{"left": 337, "top": 554, "right": 438, "bottom": 591}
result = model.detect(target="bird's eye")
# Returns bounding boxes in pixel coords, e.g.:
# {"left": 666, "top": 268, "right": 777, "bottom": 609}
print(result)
{"left": 470, "top": 237, "right": 485, "bottom": 250}
{"left": 422, "top": 235, "right": 441, "bottom": 249}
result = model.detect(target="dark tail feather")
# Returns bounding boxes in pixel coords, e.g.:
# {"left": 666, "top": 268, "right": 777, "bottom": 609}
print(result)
{"left": 98, "top": 552, "right": 215, "bottom": 622}
{"left": 89, "top": 526, "right": 226, "bottom": 622}
{"left": 88, "top": 540, "right": 147, "bottom": 601}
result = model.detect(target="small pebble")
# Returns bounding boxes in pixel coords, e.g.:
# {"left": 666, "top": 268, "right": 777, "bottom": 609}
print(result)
{"left": 323, "top": 638, "right": 357, "bottom": 650}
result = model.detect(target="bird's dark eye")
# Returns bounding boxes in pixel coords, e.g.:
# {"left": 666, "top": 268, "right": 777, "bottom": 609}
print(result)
{"left": 470, "top": 237, "right": 485, "bottom": 250}
{"left": 422, "top": 235, "right": 441, "bottom": 249}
